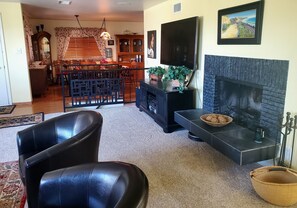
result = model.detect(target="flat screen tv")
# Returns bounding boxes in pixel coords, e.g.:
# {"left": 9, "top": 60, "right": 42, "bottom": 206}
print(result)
{"left": 161, "top": 16, "right": 199, "bottom": 70}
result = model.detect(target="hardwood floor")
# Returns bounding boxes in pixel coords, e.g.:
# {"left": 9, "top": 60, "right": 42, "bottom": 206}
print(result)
{"left": 7, "top": 85, "right": 64, "bottom": 117}
{"left": 5, "top": 83, "right": 137, "bottom": 117}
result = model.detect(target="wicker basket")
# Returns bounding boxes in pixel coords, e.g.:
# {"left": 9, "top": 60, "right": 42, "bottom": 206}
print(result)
{"left": 250, "top": 166, "right": 297, "bottom": 206}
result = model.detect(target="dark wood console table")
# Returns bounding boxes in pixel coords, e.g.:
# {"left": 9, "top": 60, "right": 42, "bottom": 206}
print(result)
{"left": 139, "top": 80, "right": 194, "bottom": 133}
{"left": 174, "top": 109, "right": 278, "bottom": 165}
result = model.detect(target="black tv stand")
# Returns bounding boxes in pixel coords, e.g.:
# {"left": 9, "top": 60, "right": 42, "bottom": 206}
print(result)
{"left": 139, "top": 80, "right": 194, "bottom": 133}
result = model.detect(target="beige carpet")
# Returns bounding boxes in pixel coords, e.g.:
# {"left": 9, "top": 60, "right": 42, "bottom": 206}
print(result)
{"left": 0, "top": 105, "right": 283, "bottom": 207}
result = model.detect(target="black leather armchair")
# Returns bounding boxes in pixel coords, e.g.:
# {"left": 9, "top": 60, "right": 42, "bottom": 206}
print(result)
{"left": 38, "top": 162, "right": 149, "bottom": 208}
{"left": 16, "top": 110, "right": 103, "bottom": 208}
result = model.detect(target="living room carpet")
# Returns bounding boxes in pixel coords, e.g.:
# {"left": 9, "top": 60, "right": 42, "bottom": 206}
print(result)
{"left": 0, "top": 112, "right": 44, "bottom": 129}
{"left": 0, "top": 161, "right": 26, "bottom": 208}
{"left": 0, "top": 105, "right": 16, "bottom": 115}
{"left": 0, "top": 106, "right": 283, "bottom": 207}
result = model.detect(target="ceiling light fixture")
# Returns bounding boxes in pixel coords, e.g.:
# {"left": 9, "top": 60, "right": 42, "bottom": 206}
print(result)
{"left": 58, "top": 0, "right": 72, "bottom": 5}
{"left": 100, "top": 18, "right": 111, "bottom": 40}
{"left": 75, "top": 15, "right": 83, "bottom": 29}
{"left": 75, "top": 15, "right": 89, "bottom": 37}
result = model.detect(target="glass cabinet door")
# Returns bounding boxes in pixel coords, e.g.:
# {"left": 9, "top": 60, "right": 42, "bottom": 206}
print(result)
{"left": 119, "top": 38, "right": 130, "bottom": 52}
{"left": 32, "top": 40, "right": 40, "bottom": 61}
{"left": 133, "top": 39, "right": 143, "bottom": 52}
{"left": 31, "top": 31, "right": 52, "bottom": 64}
{"left": 39, "top": 37, "right": 51, "bottom": 65}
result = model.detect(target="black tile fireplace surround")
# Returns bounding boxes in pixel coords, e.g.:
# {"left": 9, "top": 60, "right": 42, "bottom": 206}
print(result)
{"left": 174, "top": 55, "right": 289, "bottom": 165}
{"left": 203, "top": 55, "right": 289, "bottom": 141}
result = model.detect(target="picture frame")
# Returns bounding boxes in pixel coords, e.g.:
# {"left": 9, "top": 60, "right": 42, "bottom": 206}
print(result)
{"left": 217, "top": 1, "right": 264, "bottom": 45}
{"left": 105, "top": 48, "right": 112, "bottom": 58}
{"left": 107, "top": 40, "right": 114, "bottom": 46}
{"left": 147, "top": 30, "right": 156, "bottom": 59}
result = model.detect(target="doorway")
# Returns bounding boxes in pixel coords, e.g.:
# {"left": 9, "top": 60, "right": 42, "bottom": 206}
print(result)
{"left": 0, "top": 14, "right": 12, "bottom": 106}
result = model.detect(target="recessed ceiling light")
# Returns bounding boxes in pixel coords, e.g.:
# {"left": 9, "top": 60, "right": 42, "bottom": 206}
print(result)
{"left": 58, "top": 0, "right": 72, "bottom": 5}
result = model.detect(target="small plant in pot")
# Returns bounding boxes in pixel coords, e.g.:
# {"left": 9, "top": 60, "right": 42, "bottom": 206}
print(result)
{"left": 148, "top": 66, "right": 166, "bottom": 81}
{"left": 163, "top": 65, "right": 191, "bottom": 93}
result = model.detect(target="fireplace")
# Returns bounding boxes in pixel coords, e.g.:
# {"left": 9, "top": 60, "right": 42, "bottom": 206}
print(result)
{"left": 203, "top": 55, "right": 289, "bottom": 141}
{"left": 218, "top": 77, "right": 263, "bottom": 130}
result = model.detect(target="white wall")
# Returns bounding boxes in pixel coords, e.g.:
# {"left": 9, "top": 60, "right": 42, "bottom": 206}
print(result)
{"left": 29, "top": 19, "right": 144, "bottom": 62}
{"left": 144, "top": 0, "right": 297, "bottom": 168}
{"left": 0, "top": 2, "right": 32, "bottom": 103}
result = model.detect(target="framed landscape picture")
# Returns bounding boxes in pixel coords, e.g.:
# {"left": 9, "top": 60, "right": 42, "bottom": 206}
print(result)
{"left": 217, "top": 1, "right": 264, "bottom": 45}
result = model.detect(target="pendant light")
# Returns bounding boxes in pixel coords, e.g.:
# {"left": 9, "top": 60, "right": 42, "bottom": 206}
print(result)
{"left": 100, "top": 18, "right": 111, "bottom": 40}
{"left": 75, "top": 15, "right": 90, "bottom": 37}
{"left": 75, "top": 15, "right": 83, "bottom": 29}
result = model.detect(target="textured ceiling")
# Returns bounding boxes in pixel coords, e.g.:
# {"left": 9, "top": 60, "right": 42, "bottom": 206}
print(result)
{"left": 1, "top": 0, "right": 167, "bottom": 21}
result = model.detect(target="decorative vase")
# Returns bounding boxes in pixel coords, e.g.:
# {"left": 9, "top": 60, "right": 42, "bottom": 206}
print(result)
{"left": 150, "top": 74, "right": 163, "bottom": 81}
{"left": 171, "top": 79, "right": 186, "bottom": 93}
{"left": 171, "top": 79, "right": 180, "bottom": 87}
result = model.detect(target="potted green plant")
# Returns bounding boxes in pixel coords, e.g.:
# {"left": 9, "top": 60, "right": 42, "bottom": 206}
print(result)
{"left": 163, "top": 65, "right": 191, "bottom": 93}
{"left": 147, "top": 66, "right": 166, "bottom": 81}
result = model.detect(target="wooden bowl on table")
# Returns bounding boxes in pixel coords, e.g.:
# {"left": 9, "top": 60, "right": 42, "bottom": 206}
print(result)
{"left": 200, "top": 113, "right": 233, "bottom": 127}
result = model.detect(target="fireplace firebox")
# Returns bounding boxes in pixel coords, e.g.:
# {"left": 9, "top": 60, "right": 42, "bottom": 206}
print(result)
{"left": 218, "top": 77, "right": 263, "bottom": 131}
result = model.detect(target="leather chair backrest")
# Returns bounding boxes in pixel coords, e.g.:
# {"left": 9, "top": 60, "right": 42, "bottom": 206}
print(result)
{"left": 38, "top": 162, "right": 149, "bottom": 208}
{"left": 17, "top": 111, "right": 102, "bottom": 155}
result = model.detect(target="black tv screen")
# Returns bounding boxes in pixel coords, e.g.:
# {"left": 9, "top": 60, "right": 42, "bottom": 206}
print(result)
{"left": 161, "top": 16, "right": 199, "bottom": 69}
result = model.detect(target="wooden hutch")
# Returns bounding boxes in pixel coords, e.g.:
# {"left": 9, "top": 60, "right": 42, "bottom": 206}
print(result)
{"left": 115, "top": 34, "right": 144, "bottom": 68}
